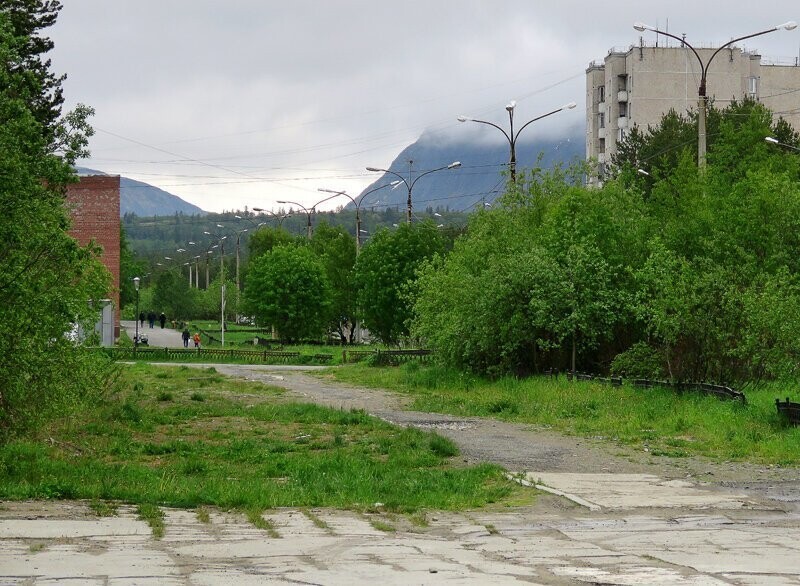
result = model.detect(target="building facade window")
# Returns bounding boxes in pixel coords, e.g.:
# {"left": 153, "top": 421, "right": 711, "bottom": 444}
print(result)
{"left": 748, "top": 76, "right": 759, "bottom": 97}
{"left": 597, "top": 85, "right": 605, "bottom": 103}
{"left": 598, "top": 112, "right": 605, "bottom": 128}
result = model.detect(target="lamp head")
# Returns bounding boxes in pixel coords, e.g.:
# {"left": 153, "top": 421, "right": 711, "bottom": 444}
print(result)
{"left": 765, "top": 136, "right": 780, "bottom": 144}
{"left": 366, "top": 167, "right": 382, "bottom": 172}
{"left": 457, "top": 115, "right": 470, "bottom": 122}
{"left": 777, "top": 21, "right": 797, "bottom": 30}
{"left": 133, "top": 276, "right": 140, "bottom": 291}
{"left": 448, "top": 161, "right": 461, "bottom": 169}
{"left": 505, "top": 100, "right": 516, "bottom": 112}
{"left": 564, "top": 101, "right": 577, "bottom": 110}
{"left": 252, "top": 207, "right": 264, "bottom": 212}
{"left": 216, "top": 224, "right": 224, "bottom": 228}
{"left": 633, "top": 21, "right": 654, "bottom": 32}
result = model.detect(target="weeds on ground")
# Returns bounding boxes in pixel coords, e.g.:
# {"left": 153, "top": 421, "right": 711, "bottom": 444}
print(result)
{"left": 329, "top": 363, "right": 800, "bottom": 466}
{"left": 0, "top": 363, "right": 514, "bottom": 512}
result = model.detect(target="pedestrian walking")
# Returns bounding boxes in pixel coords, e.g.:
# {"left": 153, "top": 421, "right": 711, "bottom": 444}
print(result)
{"left": 139, "top": 311, "right": 145, "bottom": 327}
{"left": 182, "top": 327, "right": 190, "bottom": 348}
{"left": 147, "top": 311, "right": 155, "bottom": 328}
{"left": 193, "top": 332, "right": 201, "bottom": 349}
{"left": 159, "top": 312, "right": 166, "bottom": 329}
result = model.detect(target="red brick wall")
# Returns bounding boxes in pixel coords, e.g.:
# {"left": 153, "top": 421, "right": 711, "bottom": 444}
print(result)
{"left": 66, "top": 175, "right": 121, "bottom": 339}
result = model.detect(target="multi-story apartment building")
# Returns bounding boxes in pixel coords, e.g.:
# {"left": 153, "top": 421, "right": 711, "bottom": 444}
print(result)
{"left": 586, "top": 41, "right": 800, "bottom": 176}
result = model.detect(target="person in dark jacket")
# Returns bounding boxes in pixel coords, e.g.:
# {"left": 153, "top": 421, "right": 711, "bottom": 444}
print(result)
{"left": 147, "top": 311, "right": 156, "bottom": 328}
{"left": 182, "top": 327, "right": 190, "bottom": 348}
{"left": 159, "top": 313, "right": 166, "bottom": 328}
{"left": 139, "top": 311, "right": 145, "bottom": 327}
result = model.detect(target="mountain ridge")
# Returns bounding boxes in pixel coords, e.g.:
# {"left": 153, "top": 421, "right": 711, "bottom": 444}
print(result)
{"left": 76, "top": 167, "right": 207, "bottom": 217}
{"left": 356, "top": 127, "right": 585, "bottom": 212}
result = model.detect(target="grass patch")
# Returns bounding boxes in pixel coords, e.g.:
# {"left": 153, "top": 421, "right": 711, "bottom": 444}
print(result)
{"left": 0, "top": 364, "right": 513, "bottom": 513}
{"left": 196, "top": 506, "right": 211, "bottom": 524}
{"left": 327, "top": 363, "right": 800, "bottom": 466}
{"left": 301, "top": 508, "right": 329, "bottom": 530}
{"left": 89, "top": 500, "right": 118, "bottom": 517}
{"left": 369, "top": 519, "right": 396, "bottom": 533}
{"left": 246, "top": 509, "right": 280, "bottom": 537}
{"left": 137, "top": 503, "right": 165, "bottom": 539}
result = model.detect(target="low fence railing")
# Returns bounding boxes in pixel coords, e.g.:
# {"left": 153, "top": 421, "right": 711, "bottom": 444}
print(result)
{"left": 342, "top": 349, "right": 432, "bottom": 365}
{"left": 554, "top": 370, "right": 747, "bottom": 404}
{"left": 95, "top": 347, "right": 321, "bottom": 364}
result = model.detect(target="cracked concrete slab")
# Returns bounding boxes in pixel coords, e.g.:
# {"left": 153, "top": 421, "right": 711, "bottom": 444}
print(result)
{"left": 3, "top": 501, "right": 800, "bottom": 584}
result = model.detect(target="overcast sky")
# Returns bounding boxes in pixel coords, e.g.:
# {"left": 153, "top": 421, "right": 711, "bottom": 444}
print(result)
{"left": 48, "top": 1, "right": 800, "bottom": 213}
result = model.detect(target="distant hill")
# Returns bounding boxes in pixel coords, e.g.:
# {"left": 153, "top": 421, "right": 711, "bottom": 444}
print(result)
{"left": 76, "top": 167, "right": 206, "bottom": 217}
{"left": 356, "top": 128, "right": 584, "bottom": 212}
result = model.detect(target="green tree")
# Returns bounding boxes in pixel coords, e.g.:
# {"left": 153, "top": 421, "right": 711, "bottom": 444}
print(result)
{"left": 151, "top": 269, "right": 198, "bottom": 322}
{"left": 119, "top": 225, "right": 146, "bottom": 310}
{"left": 248, "top": 226, "right": 296, "bottom": 260}
{"left": 0, "top": 3, "right": 112, "bottom": 440}
{"left": 244, "top": 245, "right": 332, "bottom": 342}
{"left": 309, "top": 222, "right": 357, "bottom": 343}
{"left": 355, "top": 221, "right": 444, "bottom": 345}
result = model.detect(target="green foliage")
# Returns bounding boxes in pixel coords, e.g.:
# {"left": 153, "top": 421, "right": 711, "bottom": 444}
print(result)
{"left": 248, "top": 226, "right": 297, "bottom": 260}
{"left": 0, "top": 364, "right": 513, "bottom": 512}
{"left": 0, "top": 3, "right": 116, "bottom": 441}
{"left": 309, "top": 222, "right": 357, "bottom": 343}
{"left": 354, "top": 221, "right": 444, "bottom": 345}
{"left": 413, "top": 101, "right": 800, "bottom": 383}
{"left": 244, "top": 244, "right": 332, "bottom": 342}
{"left": 151, "top": 268, "right": 197, "bottom": 321}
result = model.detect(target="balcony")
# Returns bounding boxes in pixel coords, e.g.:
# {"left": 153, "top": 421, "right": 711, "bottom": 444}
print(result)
{"left": 617, "top": 116, "right": 628, "bottom": 128}
{"left": 617, "top": 90, "right": 628, "bottom": 102}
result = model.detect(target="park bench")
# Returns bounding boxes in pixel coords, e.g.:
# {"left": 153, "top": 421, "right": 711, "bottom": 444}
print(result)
{"left": 776, "top": 398, "right": 800, "bottom": 426}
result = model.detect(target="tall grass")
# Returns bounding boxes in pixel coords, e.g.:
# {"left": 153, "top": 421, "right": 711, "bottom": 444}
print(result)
{"left": 329, "top": 363, "right": 800, "bottom": 465}
{"left": 0, "top": 364, "right": 515, "bottom": 512}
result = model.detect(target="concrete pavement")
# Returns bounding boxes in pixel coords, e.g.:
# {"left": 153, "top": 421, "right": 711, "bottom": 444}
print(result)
{"left": 121, "top": 320, "right": 186, "bottom": 348}
{"left": 2, "top": 486, "right": 799, "bottom": 584}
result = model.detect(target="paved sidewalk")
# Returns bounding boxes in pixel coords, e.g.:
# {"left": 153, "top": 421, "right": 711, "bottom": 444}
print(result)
{"left": 2, "top": 495, "right": 799, "bottom": 584}
{"left": 121, "top": 320, "right": 187, "bottom": 348}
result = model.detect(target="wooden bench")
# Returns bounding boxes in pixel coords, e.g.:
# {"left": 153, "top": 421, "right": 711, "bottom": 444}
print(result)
{"left": 776, "top": 398, "right": 800, "bottom": 425}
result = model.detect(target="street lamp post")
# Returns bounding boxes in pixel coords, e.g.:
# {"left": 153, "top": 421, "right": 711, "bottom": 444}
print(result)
{"left": 318, "top": 182, "right": 397, "bottom": 254}
{"left": 633, "top": 20, "right": 796, "bottom": 169}
{"left": 276, "top": 193, "right": 341, "bottom": 240}
{"left": 133, "top": 276, "right": 140, "bottom": 354}
{"left": 458, "top": 101, "right": 576, "bottom": 184}
{"left": 766, "top": 136, "right": 800, "bottom": 152}
{"left": 366, "top": 161, "right": 461, "bottom": 224}
{"left": 204, "top": 229, "right": 228, "bottom": 347}
{"left": 252, "top": 208, "right": 291, "bottom": 227}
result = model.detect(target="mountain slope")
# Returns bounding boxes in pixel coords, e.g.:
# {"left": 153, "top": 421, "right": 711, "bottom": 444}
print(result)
{"left": 356, "top": 128, "right": 585, "bottom": 213}
{"left": 76, "top": 167, "right": 206, "bottom": 216}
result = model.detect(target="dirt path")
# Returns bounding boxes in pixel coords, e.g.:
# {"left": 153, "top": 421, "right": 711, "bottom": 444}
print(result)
{"left": 209, "top": 365, "right": 800, "bottom": 497}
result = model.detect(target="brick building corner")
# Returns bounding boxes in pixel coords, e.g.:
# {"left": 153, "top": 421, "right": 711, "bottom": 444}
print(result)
{"left": 66, "top": 174, "right": 121, "bottom": 339}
